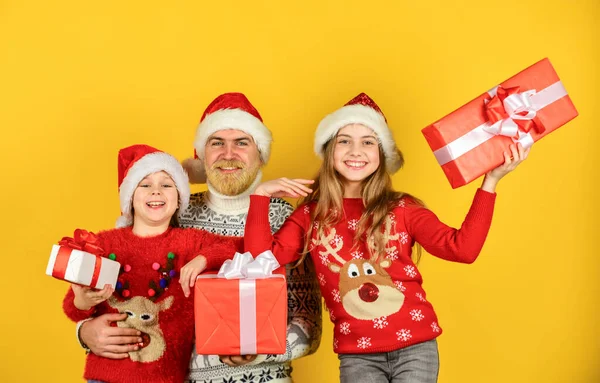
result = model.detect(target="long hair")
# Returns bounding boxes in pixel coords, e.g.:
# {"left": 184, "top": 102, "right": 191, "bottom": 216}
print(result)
{"left": 298, "top": 137, "right": 424, "bottom": 265}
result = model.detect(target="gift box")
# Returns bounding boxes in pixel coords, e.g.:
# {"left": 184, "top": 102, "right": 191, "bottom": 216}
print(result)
{"left": 422, "top": 58, "right": 578, "bottom": 188}
{"left": 46, "top": 229, "right": 120, "bottom": 289}
{"left": 195, "top": 251, "right": 287, "bottom": 355}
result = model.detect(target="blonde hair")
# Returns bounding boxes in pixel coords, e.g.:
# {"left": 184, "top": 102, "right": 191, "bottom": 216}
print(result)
{"left": 297, "top": 136, "right": 424, "bottom": 265}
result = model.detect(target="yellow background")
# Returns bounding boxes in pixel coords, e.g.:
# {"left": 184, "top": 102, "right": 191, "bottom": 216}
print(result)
{"left": 1, "top": 0, "right": 598, "bottom": 382}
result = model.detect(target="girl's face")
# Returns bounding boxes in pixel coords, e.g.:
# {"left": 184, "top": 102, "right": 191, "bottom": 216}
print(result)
{"left": 333, "top": 124, "right": 380, "bottom": 192}
{"left": 132, "top": 171, "right": 179, "bottom": 228}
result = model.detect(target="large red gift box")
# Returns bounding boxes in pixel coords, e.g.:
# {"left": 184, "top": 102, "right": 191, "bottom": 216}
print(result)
{"left": 194, "top": 252, "right": 287, "bottom": 355}
{"left": 422, "top": 58, "right": 578, "bottom": 188}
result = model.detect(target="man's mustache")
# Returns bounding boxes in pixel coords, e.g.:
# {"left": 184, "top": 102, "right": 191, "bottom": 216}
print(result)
{"left": 210, "top": 160, "right": 246, "bottom": 170}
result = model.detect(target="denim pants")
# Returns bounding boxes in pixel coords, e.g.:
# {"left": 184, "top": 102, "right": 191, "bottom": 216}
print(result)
{"left": 338, "top": 339, "right": 439, "bottom": 383}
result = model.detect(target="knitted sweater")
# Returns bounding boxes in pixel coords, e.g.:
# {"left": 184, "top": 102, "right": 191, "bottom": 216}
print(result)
{"left": 245, "top": 189, "right": 496, "bottom": 354}
{"left": 179, "top": 175, "right": 322, "bottom": 383}
{"left": 63, "top": 226, "right": 241, "bottom": 383}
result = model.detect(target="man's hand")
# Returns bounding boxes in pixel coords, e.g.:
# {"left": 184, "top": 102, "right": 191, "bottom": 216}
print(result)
{"left": 80, "top": 313, "right": 142, "bottom": 359}
{"left": 218, "top": 354, "right": 258, "bottom": 367}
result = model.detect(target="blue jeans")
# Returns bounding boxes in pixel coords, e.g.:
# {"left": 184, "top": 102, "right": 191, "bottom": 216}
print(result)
{"left": 338, "top": 339, "right": 439, "bottom": 383}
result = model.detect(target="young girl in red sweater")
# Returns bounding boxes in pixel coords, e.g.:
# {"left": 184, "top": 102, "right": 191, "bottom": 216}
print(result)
{"left": 244, "top": 93, "right": 529, "bottom": 382}
{"left": 62, "top": 144, "right": 241, "bottom": 383}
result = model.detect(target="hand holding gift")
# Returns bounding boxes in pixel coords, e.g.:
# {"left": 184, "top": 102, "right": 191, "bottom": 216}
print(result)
{"left": 46, "top": 229, "right": 120, "bottom": 289}
{"left": 71, "top": 283, "right": 114, "bottom": 311}
{"left": 179, "top": 254, "right": 208, "bottom": 298}
{"left": 481, "top": 143, "right": 531, "bottom": 192}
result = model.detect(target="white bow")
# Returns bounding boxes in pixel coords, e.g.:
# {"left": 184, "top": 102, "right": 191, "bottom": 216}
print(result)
{"left": 217, "top": 251, "right": 280, "bottom": 279}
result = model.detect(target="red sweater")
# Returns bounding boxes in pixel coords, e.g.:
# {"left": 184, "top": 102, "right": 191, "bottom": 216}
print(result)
{"left": 245, "top": 189, "right": 495, "bottom": 354}
{"left": 63, "top": 226, "right": 242, "bottom": 383}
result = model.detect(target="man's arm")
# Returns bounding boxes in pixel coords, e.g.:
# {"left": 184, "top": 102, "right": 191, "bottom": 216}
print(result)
{"left": 77, "top": 313, "right": 143, "bottom": 359}
{"left": 264, "top": 258, "right": 322, "bottom": 363}
{"left": 266, "top": 198, "right": 322, "bottom": 363}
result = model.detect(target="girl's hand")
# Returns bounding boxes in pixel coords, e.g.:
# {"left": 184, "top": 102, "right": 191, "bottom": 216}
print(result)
{"left": 253, "top": 178, "right": 314, "bottom": 198}
{"left": 72, "top": 283, "right": 113, "bottom": 311}
{"left": 180, "top": 255, "right": 207, "bottom": 298}
{"left": 482, "top": 143, "right": 530, "bottom": 193}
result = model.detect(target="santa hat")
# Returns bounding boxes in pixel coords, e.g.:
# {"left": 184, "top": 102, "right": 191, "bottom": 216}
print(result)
{"left": 314, "top": 93, "right": 402, "bottom": 174}
{"left": 116, "top": 144, "right": 190, "bottom": 228}
{"left": 182, "top": 92, "right": 272, "bottom": 183}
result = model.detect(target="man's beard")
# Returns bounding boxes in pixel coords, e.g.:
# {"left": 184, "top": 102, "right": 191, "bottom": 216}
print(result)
{"left": 206, "top": 160, "right": 261, "bottom": 196}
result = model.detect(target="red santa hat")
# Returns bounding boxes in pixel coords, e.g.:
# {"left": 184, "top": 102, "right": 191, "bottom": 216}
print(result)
{"left": 314, "top": 93, "right": 402, "bottom": 174}
{"left": 116, "top": 144, "right": 190, "bottom": 228}
{"left": 182, "top": 92, "right": 272, "bottom": 183}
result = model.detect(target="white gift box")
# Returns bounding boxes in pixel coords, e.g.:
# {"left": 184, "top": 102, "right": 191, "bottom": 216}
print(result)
{"left": 46, "top": 244, "right": 120, "bottom": 289}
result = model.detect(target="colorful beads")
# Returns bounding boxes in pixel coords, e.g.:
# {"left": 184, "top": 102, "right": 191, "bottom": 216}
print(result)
{"left": 148, "top": 289, "right": 156, "bottom": 297}
{"left": 108, "top": 253, "right": 116, "bottom": 261}
{"left": 167, "top": 252, "right": 175, "bottom": 259}
{"left": 159, "top": 279, "right": 168, "bottom": 288}
{"left": 124, "top": 264, "right": 132, "bottom": 272}
{"left": 122, "top": 289, "right": 131, "bottom": 298}
{"left": 169, "top": 270, "right": 177, "bottom": 278}
{"left": 152, "top": 262, "right": 161, "bottom": 271}
{"left": 116, "top": 281, "right": 123, "bottom": 289}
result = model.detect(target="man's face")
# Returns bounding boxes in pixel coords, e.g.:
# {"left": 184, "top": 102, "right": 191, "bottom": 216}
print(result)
{"left": 204, "top": 129, "right": 262, "bottom": 196}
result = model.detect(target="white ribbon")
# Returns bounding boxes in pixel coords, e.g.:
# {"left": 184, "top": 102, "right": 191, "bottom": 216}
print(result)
{"left": 200, "top": 251, "right": 281, "bottom": 355}
{"left": 218, "top": 251, "right": 281, "bottom": 279}
{"left": 433, "top": 81, "right": 568, "bottom": 166}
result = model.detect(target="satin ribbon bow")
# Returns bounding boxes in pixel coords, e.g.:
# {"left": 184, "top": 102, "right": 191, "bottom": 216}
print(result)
{"left": 58, "top": 229, "right": 105, "bottom": 256}
{"left": 53, "top": 229, "right": 105, "bottom": 287}
{"left": 483, "top": 86, "right": 546, "bottom": 149}
{"left": 217, "top": 251, "right": 280, "bottom": 279}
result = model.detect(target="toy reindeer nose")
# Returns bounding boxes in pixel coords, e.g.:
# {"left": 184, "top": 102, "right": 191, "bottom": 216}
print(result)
{"left": 358, "top": 282, "right": 380, "bottom": 302}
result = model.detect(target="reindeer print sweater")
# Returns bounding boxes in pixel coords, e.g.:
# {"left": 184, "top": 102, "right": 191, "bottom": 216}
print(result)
{"left": 63, "top": 226, "right": 242, "bottom": 383}
{"left": 245, "top": 189, "right": 495, "bottom": 354}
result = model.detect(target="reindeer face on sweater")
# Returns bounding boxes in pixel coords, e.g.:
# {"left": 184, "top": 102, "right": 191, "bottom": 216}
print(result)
{"left": 330, "top": 258, "right": 404, "bottom": 320}
{"left": 108, "top": 295, "right": 174, "bottom": 363}
{"left": 315, "top": 215, "right": 405, "bottom": 321}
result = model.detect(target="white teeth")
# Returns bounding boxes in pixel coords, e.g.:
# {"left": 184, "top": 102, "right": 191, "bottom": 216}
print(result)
{"left": 345, "top": 161, "right": 366, "bottom": 168}
{"left": 221, "top": 167, "right": 237, "bottom": 170}
{"left": 147, "top": 202, "right": 165, "bottom": 207}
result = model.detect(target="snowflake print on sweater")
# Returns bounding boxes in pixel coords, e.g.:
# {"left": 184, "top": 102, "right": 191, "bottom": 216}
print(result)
{"left": 410, "top": 309, "right": 425, "bottom": 322}
{"left": 348, "top": 219, "right": 359, "bottom": 231}
{"left": 404, "top": 265, "right": 418, "bottom": 278}
{"left": 351, "top": 250, "right": 364, "bottom": 259}
{"left": 394, "top": 281, "right": 407, "bottom": 292}
{"left": 397, "top": 329, "right": 412, "bottom": 342}
{"left": 357, "top": 337, "right": 372, "bottom": 349}
{"left": 373, "top": 316, "right": 389, "bottom": 329}
{"left": 340, "top": 322, "right": 351, "bottom": 335}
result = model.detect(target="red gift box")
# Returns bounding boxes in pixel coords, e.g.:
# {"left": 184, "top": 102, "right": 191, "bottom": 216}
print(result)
{"left": 422, "top": 58, "right": 578, "bottom": 188}
{"left": 194, "top": 252, "right": 287, "bottom": 355}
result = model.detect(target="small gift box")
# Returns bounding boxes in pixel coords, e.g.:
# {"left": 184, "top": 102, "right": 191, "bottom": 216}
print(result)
{"left": 46, "top": 229, "right": 120, "bottom": 289}
{"left": 194, "top": 251, "right": 287, "bottom": 355}
{"left": 422, "top": 58, "right": 578, "bottom": 188}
